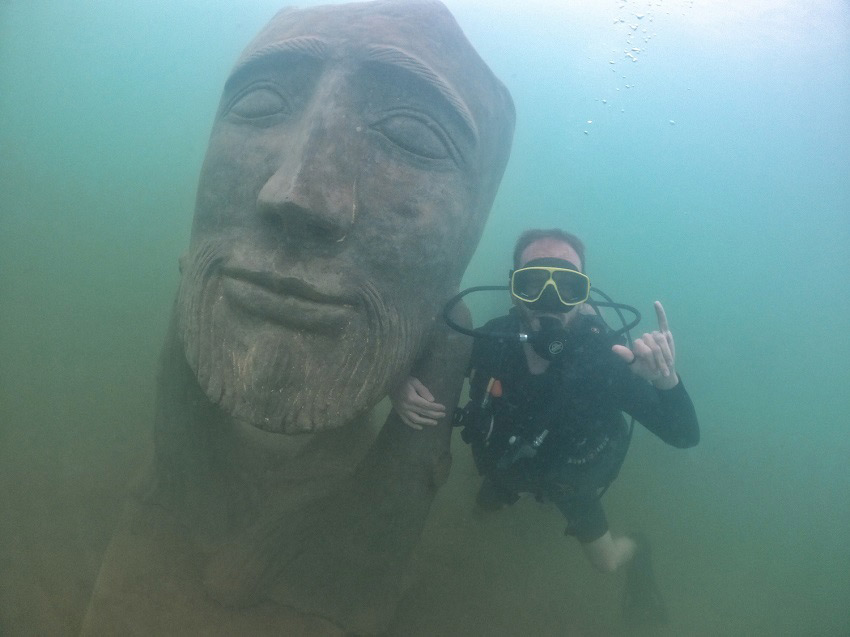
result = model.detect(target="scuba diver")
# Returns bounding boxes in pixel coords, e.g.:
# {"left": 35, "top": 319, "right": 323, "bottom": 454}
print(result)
{"left": 391, "top": 228, "right": 699, "bottom": 625}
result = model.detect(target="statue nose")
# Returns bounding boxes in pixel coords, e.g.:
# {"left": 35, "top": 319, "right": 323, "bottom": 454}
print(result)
{"left": 257, "top": 123, "right": 357, "bottom": 244}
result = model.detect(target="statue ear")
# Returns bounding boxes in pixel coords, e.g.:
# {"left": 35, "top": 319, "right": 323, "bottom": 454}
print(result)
{"left": 178, "top": 252, "right": 188, "bottom": 274}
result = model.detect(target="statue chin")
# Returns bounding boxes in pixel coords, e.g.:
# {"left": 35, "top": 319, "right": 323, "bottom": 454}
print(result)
{"left": 176, "top": 240, "right": 426, "bottom": 434}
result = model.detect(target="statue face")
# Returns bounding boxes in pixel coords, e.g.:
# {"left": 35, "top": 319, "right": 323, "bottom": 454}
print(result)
{"left": 177, "top": 1, "right": 514, "bottom": 433}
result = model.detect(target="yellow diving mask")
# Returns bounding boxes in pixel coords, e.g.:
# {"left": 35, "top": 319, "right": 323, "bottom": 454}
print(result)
{"left": 510, "top": 258, "right": 591, "bottom": 312}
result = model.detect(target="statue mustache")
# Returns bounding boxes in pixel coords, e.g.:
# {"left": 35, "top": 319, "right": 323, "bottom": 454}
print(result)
{"left": 179, "top": 238, "right": 381, "bottom": 326}
{"left": 176, "top": 238, "right": 419, "bottom": 433}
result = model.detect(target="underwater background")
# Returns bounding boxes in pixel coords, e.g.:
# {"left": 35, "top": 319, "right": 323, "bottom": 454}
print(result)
{"left": 1, "top": 0, "right": 847, "bottom": 634}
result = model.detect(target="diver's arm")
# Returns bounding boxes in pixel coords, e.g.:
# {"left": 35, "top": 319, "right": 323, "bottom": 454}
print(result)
{"left": 614, "top": 369, "right": 699, "bottom": 448}
{"left": 643, "top": 380, "right": 699, "bottom": 448}
{"left": 609, "top": 300, "right": 698, "bottom": 446}
{"left": 390, "top": 377, "right": 446, "bottom": 429}
{"left": 391, "top": 311, "right": 498, "bottom": 430}
{"left": 610, "top": 333, "right": 700, "bottom": 448}
{"left": 390, "top": 300, "right": 476, "bottom": 431}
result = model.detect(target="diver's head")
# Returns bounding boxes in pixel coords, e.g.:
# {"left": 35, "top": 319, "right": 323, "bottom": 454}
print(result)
{"left": 511, "top": 230, "right": 589, "bottom": 333}
{"left": 513, "top": 228, "right": 585, "bottom": 273}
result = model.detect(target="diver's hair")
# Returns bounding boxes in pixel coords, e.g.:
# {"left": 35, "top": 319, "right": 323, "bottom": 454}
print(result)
{"left": 513, "top": 228, "right": 586, "bottom": 271}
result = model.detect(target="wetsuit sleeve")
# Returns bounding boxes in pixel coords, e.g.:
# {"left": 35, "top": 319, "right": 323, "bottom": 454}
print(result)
{"left": 615, "top": 366, "right": 700, "bottom": 448}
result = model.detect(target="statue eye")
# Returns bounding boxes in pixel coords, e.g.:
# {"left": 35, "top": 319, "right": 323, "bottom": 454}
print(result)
{"left": 226, "top": 84, "right": 292, "bottom": 122}
{"left": 371, "top": 112, "right": 456, "bottom": 162}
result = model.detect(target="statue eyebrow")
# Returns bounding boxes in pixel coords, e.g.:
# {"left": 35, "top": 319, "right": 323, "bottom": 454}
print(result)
{"left": 225, "top": 36, "right": 329, "bottom": 90}
{"left": 364, "top": 45, "right": 478, "bottom": 143}
{"left": 225, "top": 38, "right": 478, "bottom": 144}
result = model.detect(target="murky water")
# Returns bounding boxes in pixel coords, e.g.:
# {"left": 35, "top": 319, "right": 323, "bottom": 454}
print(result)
{"left": 2, "top": 0, "right": 848, "bottom": 634}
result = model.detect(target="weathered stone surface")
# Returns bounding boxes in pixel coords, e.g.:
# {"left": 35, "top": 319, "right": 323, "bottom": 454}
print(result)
{"left": 83, "top": 2, "right": 513, "bottom": 633}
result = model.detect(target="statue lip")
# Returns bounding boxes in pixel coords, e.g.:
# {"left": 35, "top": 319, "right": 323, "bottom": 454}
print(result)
{"left": 220, "top": 267, "right": 357, "bottom": 329}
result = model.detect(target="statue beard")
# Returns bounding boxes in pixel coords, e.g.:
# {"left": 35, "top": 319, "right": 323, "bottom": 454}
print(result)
{"left": 176, "top": 240, "right": 427, "bottom": 434}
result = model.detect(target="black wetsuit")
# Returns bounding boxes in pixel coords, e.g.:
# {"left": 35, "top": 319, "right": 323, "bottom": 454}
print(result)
{"left": 464, "top": 310, "right": 699, "bottom": 543}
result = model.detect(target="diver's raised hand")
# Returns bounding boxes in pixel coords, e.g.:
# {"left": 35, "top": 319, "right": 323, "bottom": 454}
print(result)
{"left": 390, "top": 376, "right": 447, "bottom": 430}
{"left": 612, "top": 301, "right": 679, "bottom": 389}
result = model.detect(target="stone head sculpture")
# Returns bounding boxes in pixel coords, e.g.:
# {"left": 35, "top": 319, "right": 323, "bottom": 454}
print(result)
{"left": 177, "top": 0, "right": 515, "bottom": 434}
{"left": 83, "top": 4, "right": 513, "bottom": 634}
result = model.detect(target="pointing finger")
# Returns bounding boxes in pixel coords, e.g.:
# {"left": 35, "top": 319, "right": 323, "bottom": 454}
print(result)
{"left": 654, "top": 301, "right": 675, "bottom": 359}
{"left": 654, "top": 301, "right": 669, "bottom": 333}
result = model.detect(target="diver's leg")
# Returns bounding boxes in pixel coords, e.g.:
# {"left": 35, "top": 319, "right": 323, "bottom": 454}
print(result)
{"left": 582, "top": 531, "right": 667, "bottom": 624}
{"left": 474, "top": 474, "right": 520, "bottom": 512}
{"left": 555, "top": 494, "right": 667, "bottom": 624}
{"left": 580, "top": 531, "right": 636, "bottom": 573}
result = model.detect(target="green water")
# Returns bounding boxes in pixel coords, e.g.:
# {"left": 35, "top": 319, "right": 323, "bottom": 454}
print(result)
{"left": 1, "top": 0, "right": 848, "bottom": 634}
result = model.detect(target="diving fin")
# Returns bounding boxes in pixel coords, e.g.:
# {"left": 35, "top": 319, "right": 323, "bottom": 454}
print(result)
{"left": 622, "top": 532, "right": 668, "bottom": 626}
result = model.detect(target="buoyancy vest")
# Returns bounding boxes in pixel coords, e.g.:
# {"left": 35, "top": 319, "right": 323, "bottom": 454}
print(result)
{"left": 461, "top": 310, "right": 632, "bottom": 496}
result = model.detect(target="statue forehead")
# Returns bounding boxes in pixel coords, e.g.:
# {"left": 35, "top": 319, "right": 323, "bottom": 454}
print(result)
{"left": 221, "top": 0, "right": 515, "bottom": 268}
{"left": 244, "top": 1, "right": 472, "bottom": 57}
{"left": 235, "top": 1, "right": 494, "bottom": 104}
